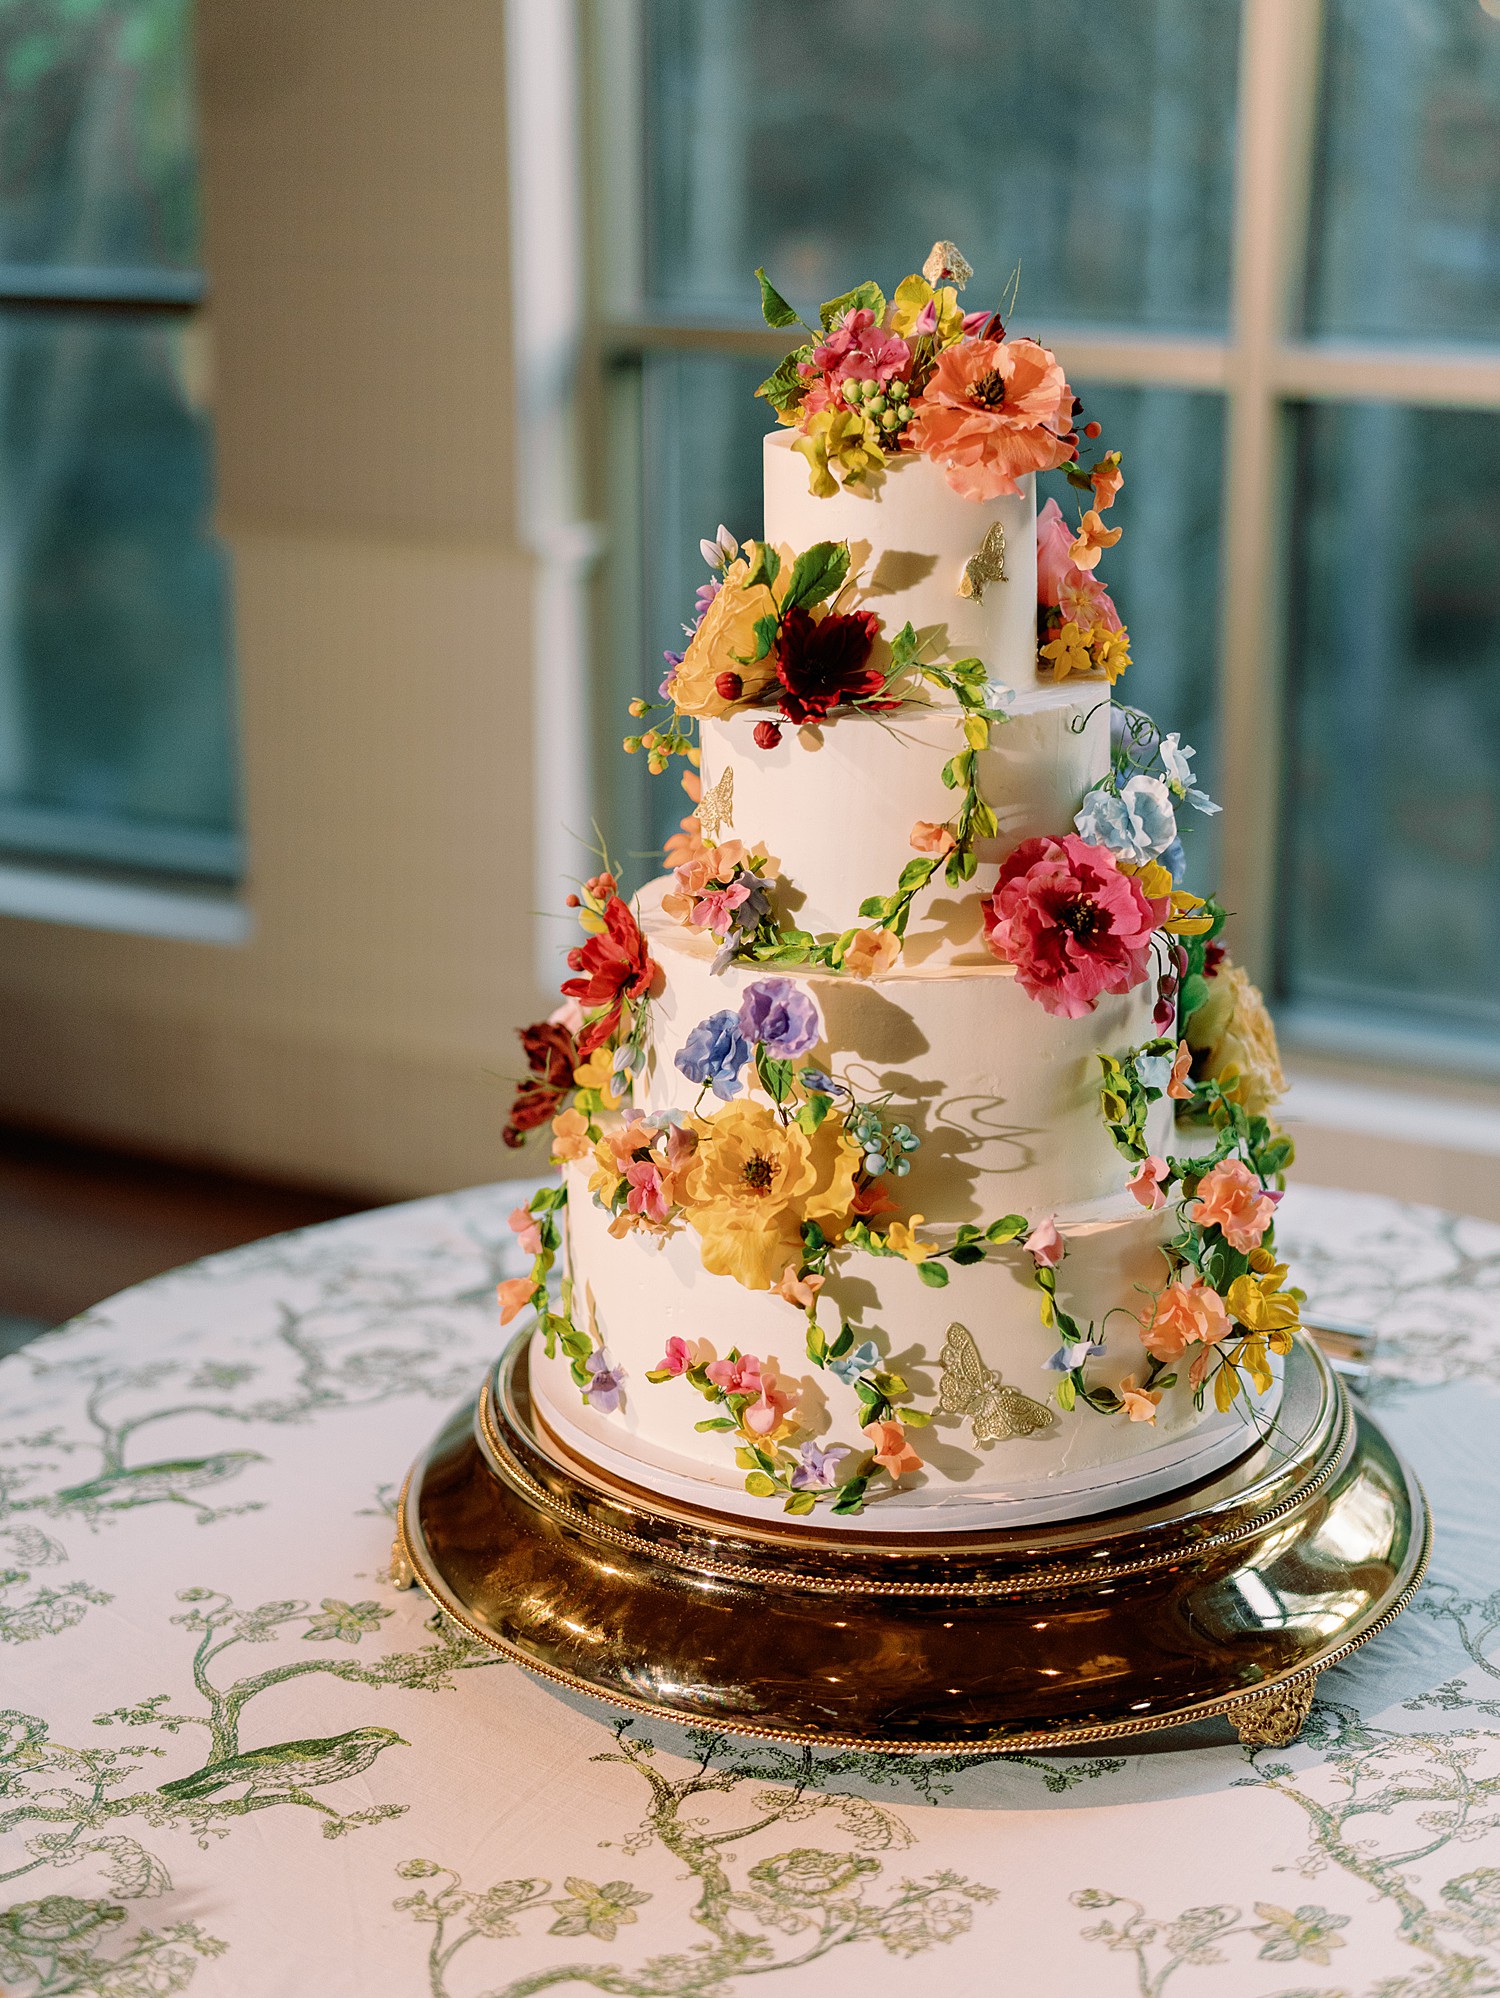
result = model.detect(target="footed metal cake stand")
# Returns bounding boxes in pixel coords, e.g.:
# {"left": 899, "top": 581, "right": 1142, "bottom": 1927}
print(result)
{"left": 394, "top": 1332, "right": 1429, "bottom": 1754}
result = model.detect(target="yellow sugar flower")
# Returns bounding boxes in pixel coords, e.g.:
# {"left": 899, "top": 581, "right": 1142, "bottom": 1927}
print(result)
{"left": 682, "top": 1099, "right": 859, "bottom": 1291}
{"left": 883, "top": 1216, "right": 937, "bottom": 1264}
{"left": 1039, "top": 620, "right": 1094, "bottom": 682}
{"left": 671, "top": 547, "right": 792, "bottom": 719}
{"left": 1226, "top": 1270, "right": 1300, "bottom": 1338}
{"left": 792, "top": 405, "right": 886, "bottom": 498}
{"left": 888, "top": 273, "right": 966, "bottom": 346}
{"left": 1090, "top": 626, "right": 1132, "bottom": 683}
{"left": 572, "top": 1048, "right": 624, "bottom": 1110}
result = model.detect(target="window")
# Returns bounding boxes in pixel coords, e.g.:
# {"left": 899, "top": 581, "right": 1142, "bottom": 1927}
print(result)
{"left": 589, "top": 0, "right": 1500, "bottom": 1068}
{"left": 0, "top": 0, "right": 237, "bottom": 889}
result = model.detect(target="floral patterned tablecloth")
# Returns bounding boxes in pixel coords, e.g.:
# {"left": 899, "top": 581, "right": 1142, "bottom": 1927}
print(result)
{"left": 3, "top": 1180, "right": 1500, "bottom": 1998}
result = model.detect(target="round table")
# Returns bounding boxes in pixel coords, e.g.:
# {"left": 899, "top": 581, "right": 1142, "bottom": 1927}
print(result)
{"left": 1, "top": 1181, "right": 1496, "bottom": 1997}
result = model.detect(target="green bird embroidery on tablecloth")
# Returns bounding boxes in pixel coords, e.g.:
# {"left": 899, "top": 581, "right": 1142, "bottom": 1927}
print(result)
{"left": 158, "top": 1725, "right": 407, "bottom": 1808}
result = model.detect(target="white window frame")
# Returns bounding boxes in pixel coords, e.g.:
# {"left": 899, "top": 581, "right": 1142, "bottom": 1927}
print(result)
{"left": 581, "top": 0, "right": 1500, "bottom": 1061}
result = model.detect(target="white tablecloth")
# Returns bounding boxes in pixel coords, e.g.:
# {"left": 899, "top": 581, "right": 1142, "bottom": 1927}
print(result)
{"left": 2, "top": 1181, "right": 1498, "bottom": 1997}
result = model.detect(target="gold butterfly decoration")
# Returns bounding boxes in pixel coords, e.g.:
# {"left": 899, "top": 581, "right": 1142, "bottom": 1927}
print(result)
{"left": 697, "top": 764, "right": 734, "bottom": 844}
{"left": 937, "top": 1322, "right": 1054, "bottom": 1446}
{"left": 959, "top": 522, "right": 1009, "bottom": 603}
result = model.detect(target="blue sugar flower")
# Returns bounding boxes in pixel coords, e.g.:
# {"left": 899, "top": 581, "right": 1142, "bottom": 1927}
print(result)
{"left": 584, "top": 1350, "right": 625, "bottom": 1412}
{"left": 828, "top": 1339, "right": 881, "bottom": 1386}
{"left": 1044, "top": 1340, "right": 1107, "bottom": 1373}
{"left": 1075, "top": 773, "right": 1177, "bottom": 865}
{"left": 1158, "top": 733, "right": 1221, "bottom": 816}
{"left": 675, "top": 1010, "right": 751, "bottom": 1101}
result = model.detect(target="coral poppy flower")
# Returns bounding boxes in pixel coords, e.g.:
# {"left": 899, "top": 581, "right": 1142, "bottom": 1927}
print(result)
{"left": 772, "top": 607, "right": 884, "bottom": 724}
{"left": 907, "top": 337, "right": 1074, "bottom": 500}
{"left": 560, "top": 896, "right": 658, "bottom": 1057}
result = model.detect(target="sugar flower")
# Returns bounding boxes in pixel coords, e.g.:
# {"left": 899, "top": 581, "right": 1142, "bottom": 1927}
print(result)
{"left": 497, "top": 1277, "right": 535, "bottom": 1327}
{"left": 1138, "top": 1276, "right": 1229, "bottom": 1363}
{"left": 1127, "top": 1156, "right": 1170, "bottom": 1211}
{"left": 774, "top": 1265, "right": 825, "bottom": 1310}
{"left": 699, "top": 523, "right": 739, "bottom": 567}
{"left": 737, "top": 978, "right": 822, "bottom": 1060}
{"left": 652, "top": 1336, "right": 698, "bottom": 1378}
{"left": 1188, "top": 964, "right": 1287, "bottom": 1115}
{"left": 1036, "top": 497, "right": 1079, "bottom": 607}
{"left": 1068, "top": 508, "right": 1122, "bottom": 571}
{"left": 740, "top": 1371, "right": 799, "bottom": 1437}
{"left": 670, "top": 548, "right": 788, "bottom": 717}
{"left": 549, "top": 995, "right": 585, "bottom": 1035}
{"left": 1089, "top": 451, "right": 1125, "bottom": 511}
{"left": 508, "top": 1204, "right": 543, "bottom": 1256}
{"left": 884, "top": 1215, "right": 936, "bottom": 1263}
{"left": 705, "top": 1351, "right": 764, "bottom": 1397}
{"left": 1027, "top": 1215, "right": 1064, "bottom": 1267}
{"left": 806, "top": 307, "right": 911, "bottom": 395}
{"left": 1118, "top": 1374, "right": 1162, "bottom": 1423}
{"left": 1168, "top": 1041, "right": 1194, "bottom": 1100}
{"left": 863, "top": 1418, "right": 922, "bottom": 1478}
{"left": 550, "top": 1106, "right": 593, "bottom": 1162}
{"left": 827, "top": 1338, "right": 882, "bottom": 1386}
{"left": 790, "top": 1439, "right": 850, "bottom": 1491}
{"left": 909, "top": 819, "right": 956, "bottom": 856}
{"left": 583, "top": 1349, "right": 625, "bottom": 1413}
{"left": 675, "top": 1009, "right": 751, "bottom": 1101}
{"left": 844, "top": 928, "right": 901, "bottom": 979}
{"left": 1044, "top": 1337, "right": 1107, "bottom": 1372}
{"left": 982, "top": 834, "right": 1161, "bottom": 1017}
{"left": 1158, "top": 733, "right": 1220, "bottom": 816}
{"left": 560, "top": 895, "right": 658, "bottom": 1058}
{"left": 907, "top": 336, "right": 1075, "bottom": 500}
{"left": 683, "top": 1099, "right": 859, "bottom": 1290}
{"left": 503, "top": 1016, "right": 579, "bottom": 1149}
{"left": 1189, "top": 1158, "right": 1279, "bottom": 1252}
{"left": 1074, "top": 774, "right": 1177, "bottom": 867}
{"left": 689, "top": 881, "right": 751, "bottom": 938}
{"left": 773, "top": 606, "right": 884, "bottom": 725}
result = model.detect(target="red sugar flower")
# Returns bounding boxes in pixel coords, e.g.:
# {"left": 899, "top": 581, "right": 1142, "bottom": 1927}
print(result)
{"left": 773, "top": 607, "right": 884, "bottom": 725}
{"left": 560, "top": 896, "right": 658, "bottom": 1056}
{"left": 502, "top": 1018, "right": 577, "bottom": 1148}
{"left": 982, "top": 834, "right": 1159, "bottom": 1017}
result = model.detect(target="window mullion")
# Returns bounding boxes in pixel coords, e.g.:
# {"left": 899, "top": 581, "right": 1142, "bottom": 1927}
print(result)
{"left": 1216, "top": 0, "right": 1326, "bottom": 986}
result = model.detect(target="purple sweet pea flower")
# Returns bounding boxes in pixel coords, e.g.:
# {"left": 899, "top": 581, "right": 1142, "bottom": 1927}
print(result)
{"left": 675, "top": 1009, "right": 751, "bottom": 1100}
{"left": 737, "top": 978, "right": 821, "bottom": 1059}
{"left": 790, "top": 1440, "right": 850, "bottom": 1491}
{"left": 583, "top": 1349, "right": 625, "bottom": 1413}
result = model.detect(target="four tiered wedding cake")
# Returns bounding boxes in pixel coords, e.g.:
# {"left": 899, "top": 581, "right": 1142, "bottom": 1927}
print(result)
{"left": 501, "top": 245, "right": 1295, "bottom": 1532}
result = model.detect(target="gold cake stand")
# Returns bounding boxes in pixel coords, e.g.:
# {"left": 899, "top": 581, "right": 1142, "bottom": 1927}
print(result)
{"left": 394, "top": 1331, "right": 1430, "bottom": 1753}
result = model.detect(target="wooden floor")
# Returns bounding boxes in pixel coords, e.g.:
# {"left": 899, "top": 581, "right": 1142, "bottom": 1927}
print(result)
{"left": 0, "top": 1123, "right": 374, "bottom": 1337}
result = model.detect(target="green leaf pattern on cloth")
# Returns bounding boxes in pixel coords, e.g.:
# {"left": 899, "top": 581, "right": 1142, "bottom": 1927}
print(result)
{"left": 0, "top": 1183, "right": 1497, "bottom": 1994}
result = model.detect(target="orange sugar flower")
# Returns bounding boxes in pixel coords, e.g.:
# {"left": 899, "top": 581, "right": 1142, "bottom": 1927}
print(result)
{"left": 906, "top": 336, "right": 1075, "bottom": 501}
{"left": 1189, "top": 1158, "right": 1278, "bottom": 1253}
{"left": 844, "top": 928, "right": 901, "bottom": 979}
{"left": 1117, "top": 1374, "right": 1162, "bottom": 1423}
{"left": 863, "top": 1419, "right": 922, "bottom": 1478}
{"left": 1138, "top": 1276, "right": 1229, "bottom": 1363}
{"left": 1167, "top": 1041, "right": 1194, "bottom": 1100}
{"left": 497, "top": 1277, "right": 535, "bottom": 1326}
{"left": 1089, "top": 451, "right": 1125, "bottom": 511}
{"left": 1068, "top": 508, "right": 1122, "bottom": 572}
{"left": 550, "top": 1107, "right": 593, "bottom": 1162}
{"left": 909, "top": 820, "right": 957, "bottom": 856}
{"left": 774, "top": 1265, "right": 825, "bottom": 1310}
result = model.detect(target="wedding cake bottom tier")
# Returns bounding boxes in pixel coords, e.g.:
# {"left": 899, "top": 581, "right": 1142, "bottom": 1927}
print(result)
{"left": 531, "top": 1163, "right": 1282, "bottom": 1532}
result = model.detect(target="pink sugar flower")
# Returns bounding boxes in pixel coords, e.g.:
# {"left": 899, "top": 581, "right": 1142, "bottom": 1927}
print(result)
{"left": 1138, "top": 1276, "right": 1229, "bottom": 1363}
{"left": 1127, "top": 1156, "right": 1170, "bottom": 1212}
{"left": 624, "top": 1158, "right": 672, "bottom": 1225}
{"left": 1036, "top": 498, "right": 1078, "bottom": 607}
{"left": 689, "top": 882, "right": 751, "bottom": 937}
{"left": 508, "top": 1205, "right": 543, "bottom": 1255}
{"left": 655, "top": 1335, "right": 697, "bottom": 1377}
{"left": 497, "top": 1277, "right": 534, "bottom": 1326}
{"left": 705, "top": 1352, "right": 764, "bottom": 1397}
{"left": 1189, "top": 1159, "right": 1279, "bottom": 1252}
{"left": 1027, "top": 1215, "right": 1064, "bottom": 1267}
{"left": 807, "top": 307, "right": 911, "bottom": 390}
{"left": 741, "top": 1372, "right": 799, "bottom": 1437}
{"left": 982, "top": 834, "right": 1160, "bottom": 1017}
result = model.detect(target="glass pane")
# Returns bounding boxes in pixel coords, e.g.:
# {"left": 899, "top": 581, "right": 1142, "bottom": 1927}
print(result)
{"left": 1306, "top": 0, "right": 1500, "bottom": 343}
{"left": 0, "top": 309, "right": 238, "bottom": 879}
{"left": 632, "top": 358, "right": 1226, "bottom": 888}
{"left": 1282, "top": 403, "right": 1500, "bottom": 1042}
{"left": 0, "top": 0, "right": 200, "bottom": 274}
{"left": 643, "top": 0, "right": 1241, "bottom": 333}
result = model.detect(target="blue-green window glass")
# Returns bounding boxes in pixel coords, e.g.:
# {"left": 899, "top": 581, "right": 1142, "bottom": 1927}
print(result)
{"left": 643, "top": 0, "right": 1242, "bottom": 333}
{"left": 0, "top": 0, "right": 237, "bottom": 884}
{"left": 1281, "top": 403, "right": 1500, "bottom": 1042}
{"left": 1306, "top": 0, "right": 1500, "bottom": 344}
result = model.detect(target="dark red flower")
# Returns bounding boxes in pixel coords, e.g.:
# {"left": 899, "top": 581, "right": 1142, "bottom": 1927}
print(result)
{"left": 560, "top": 895, "right": 658, "bottom": 1056}
{"left": 502, "top": 1018, "right": 577, "bottom": 1148}
{"left": 772, "top": 607, "right": 884, "bottom": 724}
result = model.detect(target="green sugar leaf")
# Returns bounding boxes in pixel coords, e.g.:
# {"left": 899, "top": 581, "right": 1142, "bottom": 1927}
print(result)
{"left": 756, "top": 267, "right": 801, "bottom": 329}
